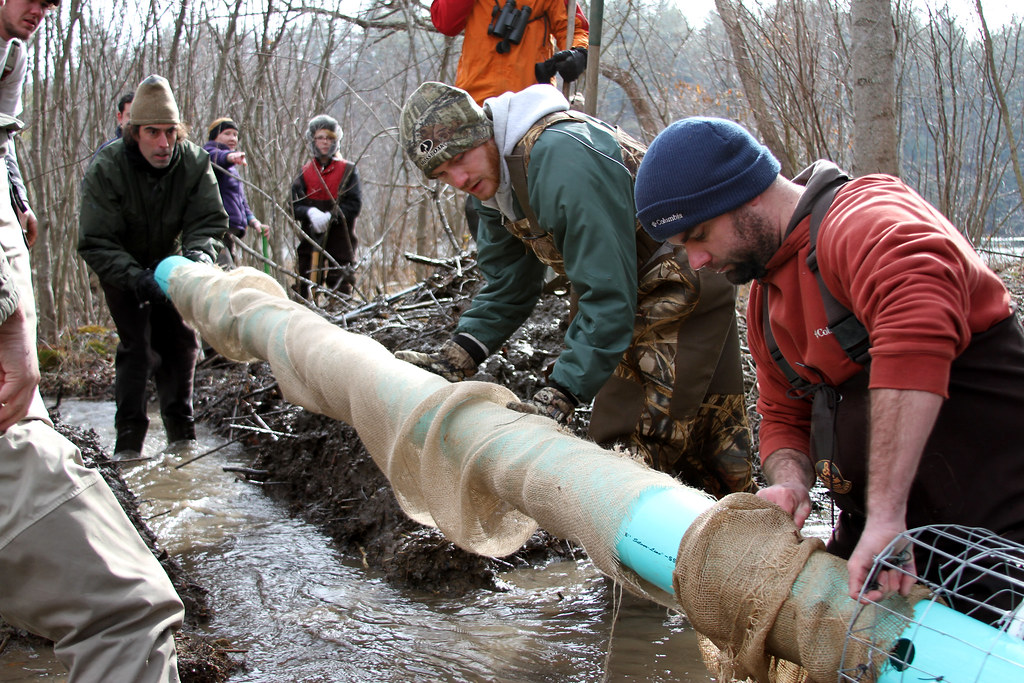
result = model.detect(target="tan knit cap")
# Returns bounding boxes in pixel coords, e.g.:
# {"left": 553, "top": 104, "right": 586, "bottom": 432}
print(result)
{"left": 130, "top": 75, "right": 180, "bottom": 126}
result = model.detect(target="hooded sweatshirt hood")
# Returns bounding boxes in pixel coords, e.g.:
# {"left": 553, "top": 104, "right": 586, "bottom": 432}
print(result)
{"left": 481, "top": 84, "right": 569, "bottom": 219}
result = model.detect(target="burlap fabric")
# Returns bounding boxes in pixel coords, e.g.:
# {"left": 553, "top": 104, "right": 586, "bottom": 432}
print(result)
{"left": 170, "top": 263, "right": 685, "bottom": 606}
{"left": 674, "top": 493, "right": 928, "bottom": 682}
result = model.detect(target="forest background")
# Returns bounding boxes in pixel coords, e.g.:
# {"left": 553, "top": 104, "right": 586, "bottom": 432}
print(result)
{"left": 21, "top": 0, "right": 1024, "bottom": 345}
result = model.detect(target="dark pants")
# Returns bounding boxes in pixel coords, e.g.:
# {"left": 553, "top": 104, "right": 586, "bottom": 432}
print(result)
{"left": 296, "top": 220, "right": 356, "bottom": 298}
{"left": 102, "top": 282, "right": 199, "bottom": 452}
{"left": 814, "top": 314, "right": 1024, "bottom": 619}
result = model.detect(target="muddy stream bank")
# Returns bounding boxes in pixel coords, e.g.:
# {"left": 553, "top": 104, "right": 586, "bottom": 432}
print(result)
{"left": 4, "top": 264, "right": 728, "bottom": 681}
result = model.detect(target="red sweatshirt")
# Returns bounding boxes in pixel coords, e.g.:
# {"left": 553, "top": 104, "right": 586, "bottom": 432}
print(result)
{"left": 748, "top": 171, "right": 1012, "bottom": 462}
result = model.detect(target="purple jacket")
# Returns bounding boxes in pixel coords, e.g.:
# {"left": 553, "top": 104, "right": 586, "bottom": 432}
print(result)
{"left": 204, "top": 141, "right": 255, "bottom": 234}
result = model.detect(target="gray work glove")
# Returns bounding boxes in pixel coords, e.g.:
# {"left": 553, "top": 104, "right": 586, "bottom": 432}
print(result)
{"left": 506, "top": 385, "right": 578, "bottom": 425}
{"left": 183, "top": 249, "right": 213, "bottom": 265}
{"left": 395, "top": 338, "right": 478, "bottom": 382}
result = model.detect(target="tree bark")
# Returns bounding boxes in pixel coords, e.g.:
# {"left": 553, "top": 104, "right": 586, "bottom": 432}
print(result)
{"left": 600, "top": 64, "right": 659, "bottom": 143}
{"left": 851, "top": 0, "right": 899, "bottom": 176}
{"left": 714, "top": 0, "right": 794, "bottom": 177}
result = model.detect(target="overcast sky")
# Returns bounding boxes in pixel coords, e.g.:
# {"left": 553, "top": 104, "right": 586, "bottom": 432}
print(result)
{"left": 673, "top": 0, "right": 1018, "bottom": 31}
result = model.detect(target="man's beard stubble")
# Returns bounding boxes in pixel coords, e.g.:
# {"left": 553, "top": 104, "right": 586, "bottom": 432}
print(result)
{"left": 725, "top": 207, "right": 777, "bottom": 284}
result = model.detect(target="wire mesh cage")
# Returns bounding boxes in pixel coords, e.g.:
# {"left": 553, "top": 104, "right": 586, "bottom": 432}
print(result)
{"left": 839, "top": 525, "right": 1024, "bottom": 682}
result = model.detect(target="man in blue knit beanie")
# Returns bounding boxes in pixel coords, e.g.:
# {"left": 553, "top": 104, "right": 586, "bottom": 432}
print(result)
{"left": 635, "top": 117, "right": 781, "bottom": 284}
{"left": 633, "top": 117, "right": 1024, "bottom": 618}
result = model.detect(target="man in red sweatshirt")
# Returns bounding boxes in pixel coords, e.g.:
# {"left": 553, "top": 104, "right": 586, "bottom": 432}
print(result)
{"left": 633, "top": 117, "right": 1024, "bottom": 618}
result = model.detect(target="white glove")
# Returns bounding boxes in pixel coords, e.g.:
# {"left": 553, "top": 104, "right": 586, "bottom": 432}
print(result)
{"left": 307, "top": 208, "right": 330, "bottom": 235}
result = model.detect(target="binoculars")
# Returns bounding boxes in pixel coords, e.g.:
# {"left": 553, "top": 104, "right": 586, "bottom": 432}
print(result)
{"left": 488, "top": 0, "right": 532, "bottom": 53}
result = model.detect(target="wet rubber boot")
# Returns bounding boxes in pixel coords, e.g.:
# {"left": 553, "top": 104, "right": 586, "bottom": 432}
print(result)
{"left": 114, "top": 420, "right": 148, "bottom": 460}
{"left": 163, "top": 418, "right": 196, "bottom": 454}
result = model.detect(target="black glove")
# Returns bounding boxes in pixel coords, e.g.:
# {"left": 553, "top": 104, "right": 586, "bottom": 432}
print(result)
{"left": 183, "top": 249, "right": 214, "bottom": 265}
{"left": 535, "top": 56, "right": 559, "bottom": 83}
{"left": 506, "top": 384, "right": 578, "bottom": 425}
{"left": 553, "top": 47, "right": 587, "bottom": 82}
{"left": 395, "top": 338, "right": 480, "bottom": 383}
{"left": 134, "top": 269, "right": 172, "bottom": 307}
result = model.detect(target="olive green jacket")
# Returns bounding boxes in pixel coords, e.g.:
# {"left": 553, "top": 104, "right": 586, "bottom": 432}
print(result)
{"left": 78, "top": 138, "right": 227, "bottom": 291}
{"left": 458, "top": 119, "right": 638, "bottom": 402}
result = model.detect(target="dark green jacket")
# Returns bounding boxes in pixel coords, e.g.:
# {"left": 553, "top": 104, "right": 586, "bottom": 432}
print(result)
{"left": 458, "top": 119, "right": 639, "bottom": 402}
{"left": 78, "top": 138, "right": 227, "bottom": 291}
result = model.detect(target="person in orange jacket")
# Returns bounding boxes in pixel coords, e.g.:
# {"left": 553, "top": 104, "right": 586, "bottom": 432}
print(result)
{"left": 431, "top": 0, "right": 589, "bottom": 105}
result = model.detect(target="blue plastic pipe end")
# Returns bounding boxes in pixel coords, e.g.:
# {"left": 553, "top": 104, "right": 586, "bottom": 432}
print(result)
{"left": 615, "top": 486, "right": 713, "bottom": 595}
{"left": 154, "top": 255, "right": 193, "bottom": 294}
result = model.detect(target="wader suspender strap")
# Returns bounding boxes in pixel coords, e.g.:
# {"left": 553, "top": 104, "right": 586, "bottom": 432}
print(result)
{"left": 762, "top": 180, "right": 871, "bottom": 391}
{"left": 0, "top": 40, "right": 20, "bottom": 83}
{"left": 505, "top": 147, "right": 543, "bottom": 238}
{"left": 505, "top": 111, "right": 583, "bottom": 238}
{"left": 505, "top": 110, "right": 647, "bottom": 239}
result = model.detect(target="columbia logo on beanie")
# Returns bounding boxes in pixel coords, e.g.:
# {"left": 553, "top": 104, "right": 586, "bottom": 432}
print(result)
{"left": 634, "top": 117, "right": 781, "bottom": 242}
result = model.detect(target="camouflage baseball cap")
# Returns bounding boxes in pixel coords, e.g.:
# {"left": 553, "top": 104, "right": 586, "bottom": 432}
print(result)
{"left": 400, "top": 82, "right": 493, "bottom": 178}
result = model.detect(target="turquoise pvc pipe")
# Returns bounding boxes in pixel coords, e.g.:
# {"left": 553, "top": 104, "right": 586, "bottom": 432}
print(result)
{"left": 155, "top": 255, "right": 190, "bottom": 292}
{"left": 614, "top": 486, "right": 712, "bottom": 594}
{"left": 877, "top": 601, "right": 1024, "bottom": 681}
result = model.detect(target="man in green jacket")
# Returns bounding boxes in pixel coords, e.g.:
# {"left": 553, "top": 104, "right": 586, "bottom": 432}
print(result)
{"left": 397, "top": 82, "right": 755, "bottom": 498}
{"left": 79, "top": 75, "right": 227, "bottom": 458}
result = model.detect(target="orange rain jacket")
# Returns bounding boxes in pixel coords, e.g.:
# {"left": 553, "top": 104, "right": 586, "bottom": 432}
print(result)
{"left": 431, "top": 0, "right": 589, "bottom": 104}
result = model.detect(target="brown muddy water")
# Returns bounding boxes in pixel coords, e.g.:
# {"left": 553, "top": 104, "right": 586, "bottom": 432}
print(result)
{"left": 4, "top": 398, "right": 721, "bottom": 682}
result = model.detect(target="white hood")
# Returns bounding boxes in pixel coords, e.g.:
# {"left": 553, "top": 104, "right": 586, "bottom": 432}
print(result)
{"left": 482, "top": 84, "right": 569, "bottom": 220}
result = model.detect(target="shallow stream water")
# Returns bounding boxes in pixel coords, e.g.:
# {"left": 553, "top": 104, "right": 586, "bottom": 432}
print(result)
{"left": 2, "top": 398, "right": 717, "bottom": 682}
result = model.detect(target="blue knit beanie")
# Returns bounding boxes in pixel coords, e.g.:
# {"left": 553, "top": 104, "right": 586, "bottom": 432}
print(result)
{"left": 635, "top": 117, "right": 781, "bottom": 242}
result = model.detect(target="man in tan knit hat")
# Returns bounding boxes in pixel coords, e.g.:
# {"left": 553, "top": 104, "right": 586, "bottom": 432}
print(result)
{"left": 79, "top": 74, "right": 227, "bottom": 460}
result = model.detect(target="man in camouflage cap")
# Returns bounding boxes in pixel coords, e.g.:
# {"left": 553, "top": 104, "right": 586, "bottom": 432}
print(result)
{"left": 396, "top": 81, "right": 756, "bottom": 499}
{"left": 400, "top": 81, "right": 494, "bottom": 178}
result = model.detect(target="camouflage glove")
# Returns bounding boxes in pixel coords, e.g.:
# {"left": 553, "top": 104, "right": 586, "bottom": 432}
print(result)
{"left": 506, "top": 385, "right": 578, "bottom": 425}
{"left": 395, "top": 338, "right": 478, "bottom": 382}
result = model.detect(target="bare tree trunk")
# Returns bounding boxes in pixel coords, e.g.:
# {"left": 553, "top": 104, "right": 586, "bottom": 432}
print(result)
{"left": 210, "top": 0, "right": 244, "bottom": 116}
{"left": 851, "top": 0, "right": 899, "bottom": 176}
{"left": 599, "top": 64, "right": 659, "bottom": 143}
{"left": 975, "top": 0, "right": 1024, "bottom": 212}
{"left": 166, "top": 0, "right": 191, "bottom": 81}
{"left": 714, "top": 0, "right": 794, "bottom": 177}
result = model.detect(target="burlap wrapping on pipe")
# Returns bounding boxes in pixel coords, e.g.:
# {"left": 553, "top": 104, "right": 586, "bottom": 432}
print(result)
{"left": 674, "top": 493, "right": 926, "bottom": 682}
{"left": 171, "top": 265, "right": 684, "bottom": 606}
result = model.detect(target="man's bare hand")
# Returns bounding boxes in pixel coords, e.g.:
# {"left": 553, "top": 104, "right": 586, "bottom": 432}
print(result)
{"left": 757, "top": 482, "right": 812, "bottom": 528}
{"left": 0, "top": 306, "right": 39, "bottom": 432}
{"left": 847, "top": 518, "right": 916, "bottom": 603}
{"left": 756, "top": 447, "right": 816, "bottom": 528}
{"left": 19, "top": 208, "right": 38, "bottom": 248}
